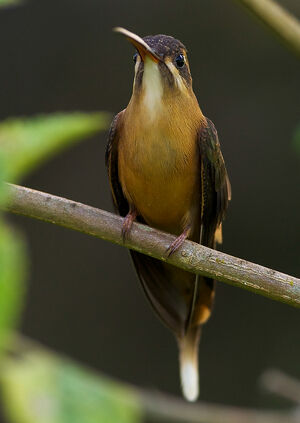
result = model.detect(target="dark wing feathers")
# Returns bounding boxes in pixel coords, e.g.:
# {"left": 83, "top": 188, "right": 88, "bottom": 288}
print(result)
{"left": 131, "top": 254, "right": 190, "bottom": 337}
{"left": 105, "top": 111, "right": 129, "bottom": 217}
{"left": 199, "top": 118, "right": 231, "bottom": 247}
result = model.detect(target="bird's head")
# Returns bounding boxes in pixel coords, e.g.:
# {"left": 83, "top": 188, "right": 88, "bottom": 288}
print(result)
{"left": 114, "top": 27, "right": 194, "bottom": 107}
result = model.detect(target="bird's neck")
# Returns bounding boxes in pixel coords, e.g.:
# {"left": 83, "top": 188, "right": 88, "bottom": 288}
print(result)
{"left": 130, "top": 57, "right": 204, "bottom": 127}
{"left": 122, "top": 90, "right": 204, "bottom": 180}
{"left": 126, "top": 87, "right": 204, "bottom": 136}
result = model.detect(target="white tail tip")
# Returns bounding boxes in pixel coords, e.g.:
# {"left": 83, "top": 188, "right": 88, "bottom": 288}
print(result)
{"left": 180, "top": 360, "right": 199, "bottom": 402}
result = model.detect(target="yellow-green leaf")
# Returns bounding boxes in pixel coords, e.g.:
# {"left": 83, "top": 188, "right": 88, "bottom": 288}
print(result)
{"left": 0, "top": 112, "right": 110, "bottom": 183}
{"left": 0, "top": 223, "right": 26, "bottom": 356}
{"left": 1, "top": 341, "right": 142, "bottom": 423}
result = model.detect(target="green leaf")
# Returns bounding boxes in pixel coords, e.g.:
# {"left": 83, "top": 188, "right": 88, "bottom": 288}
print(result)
{"left": 0, "top": 112, "right": 110, "bottom": 182}
{"left": 0, "top": 0, "right": 21, "bottom": 8}
{"left": 1, "top": 340, "right": 142, "bottom": 423}
{"left": 0, "top": 222, "right": 26, "bottom": 356}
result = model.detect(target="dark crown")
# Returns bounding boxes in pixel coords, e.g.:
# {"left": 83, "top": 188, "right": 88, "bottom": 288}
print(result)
{"left": 143, "top": 35, "right": 187, "bottom": 59}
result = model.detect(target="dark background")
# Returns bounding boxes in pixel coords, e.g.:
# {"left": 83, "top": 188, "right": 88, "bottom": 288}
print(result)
{"left": 1, "top": 0, "right": 299, "bottom": 410}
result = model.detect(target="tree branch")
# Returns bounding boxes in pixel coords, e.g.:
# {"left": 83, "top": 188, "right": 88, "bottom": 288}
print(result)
{"left": 138, "top": 391, "right": 299, "bottom": 423}
{"left": 3, "top": 183, "right": 300, "bottom": 308}
{"left": 235, "top": 0, "right": 300, "bottom": 56}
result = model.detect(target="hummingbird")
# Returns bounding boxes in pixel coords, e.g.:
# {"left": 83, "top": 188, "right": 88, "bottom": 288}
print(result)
{"left": 106, "top": 27, "right": 231, "bottom": 401}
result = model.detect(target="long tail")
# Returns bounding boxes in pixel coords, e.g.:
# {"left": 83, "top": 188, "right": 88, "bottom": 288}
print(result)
{"left": 178, "top": 327, "right": 201, "bottom": 402}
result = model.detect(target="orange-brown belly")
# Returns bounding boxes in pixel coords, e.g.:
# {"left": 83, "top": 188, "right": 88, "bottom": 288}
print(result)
{"left": 118, "top": 134, "right": 199, "bottom": 234}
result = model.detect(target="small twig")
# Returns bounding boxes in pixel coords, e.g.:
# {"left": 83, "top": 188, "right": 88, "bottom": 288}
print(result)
{"left": 235, "top": 0, "right": 300, "bottom": 56}
{"left": 3, "top": 183, "right": 300, "bottom": 308}
{"left": 260, "top": 369, "right": 300, "bottom": 405}
{"left": 139, "top": 391, "right": 299, "bottom": 423}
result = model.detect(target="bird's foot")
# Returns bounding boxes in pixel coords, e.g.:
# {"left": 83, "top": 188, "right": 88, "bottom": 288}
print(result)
{"left": 166, "top": 226, "right": 191, "bottom": 257}
{"left": 121, "top": 209, "right": 137, "bottom": 241}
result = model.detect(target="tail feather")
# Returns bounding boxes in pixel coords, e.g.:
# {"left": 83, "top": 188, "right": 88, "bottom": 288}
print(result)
{"left": 178, "top": 328, "right": 201, "bottom": 402}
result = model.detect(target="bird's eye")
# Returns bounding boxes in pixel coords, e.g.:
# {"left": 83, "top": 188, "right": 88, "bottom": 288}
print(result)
{"left": 175, "top": 54, "right": 185, "bottom": 68}
{"left": 133, "top": 53, "right": 138, "bottom": 64}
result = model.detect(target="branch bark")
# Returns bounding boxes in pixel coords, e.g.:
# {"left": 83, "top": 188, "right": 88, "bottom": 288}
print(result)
{"left": 236, "top": 0, "right": 300, "bottom": 56}
{"left": 4, "top": 183, "right": 300, "bottom": 308}
{"left": 138, "top": 391, "right": 299, "bottom": 423}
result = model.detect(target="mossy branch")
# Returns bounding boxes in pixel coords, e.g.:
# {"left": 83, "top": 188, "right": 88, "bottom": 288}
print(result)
{"left": 3, "top": 183, "right": 300, "bottom": 308}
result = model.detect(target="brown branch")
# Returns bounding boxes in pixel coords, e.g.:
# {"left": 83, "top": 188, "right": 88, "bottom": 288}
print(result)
{"left": 235, "top": 0, "right": 300, "bottom": 56}
{"left": 3, "top": 183, "right": 300, "bottom": 308}
{"left": 138, "top": 391, "right": 299, "bottom": 423}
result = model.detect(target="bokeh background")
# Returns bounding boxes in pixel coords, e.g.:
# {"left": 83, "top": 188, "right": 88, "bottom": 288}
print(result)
{"left": 1, "top": 0, "right": 299, "bottom": 410}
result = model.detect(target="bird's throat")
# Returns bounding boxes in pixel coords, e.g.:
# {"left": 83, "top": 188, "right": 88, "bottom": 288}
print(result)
{"left": 142, "top": 57, "right": 163, "bottom": 121}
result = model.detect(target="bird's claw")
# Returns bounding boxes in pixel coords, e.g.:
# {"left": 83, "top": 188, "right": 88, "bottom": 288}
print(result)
{"left": 166, "top": 227, "right": 190, "bottom": 257}
{"left": 121, "top": 210, "right": 137, "bottom": 241}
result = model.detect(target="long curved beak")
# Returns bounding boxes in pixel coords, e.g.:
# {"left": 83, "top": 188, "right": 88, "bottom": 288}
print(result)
{"left": 113, "top": 27, "right": 161, "bottom": 63}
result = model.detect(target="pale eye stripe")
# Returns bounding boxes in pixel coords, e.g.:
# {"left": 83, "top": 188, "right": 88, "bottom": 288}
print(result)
{"left": 165, "top": 60, "right": 186, "bottom": 91}
{"left": 135, "top": 54, "right": 141, "bottom": 72}
{"left": 133, "top": 55, "right": 142, "bottom": 90}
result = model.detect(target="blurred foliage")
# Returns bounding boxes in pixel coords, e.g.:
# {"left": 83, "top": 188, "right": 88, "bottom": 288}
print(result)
{"left": 292, "top": 123, "right": 300, "bottom": 154}
{"left": 0, "top": 113, "right": 110, "bottom": 200}
{"left": 0, "top": 112, "right": 110, "bottom": 422}
{"left": 0, "top": 224, "right": 26, "bottom": 357}
{"left": 0, "top": 339, "right": 142, "bottom": 423}
{"left": 0, "top": 0, "right": 20, "bottom": 8}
